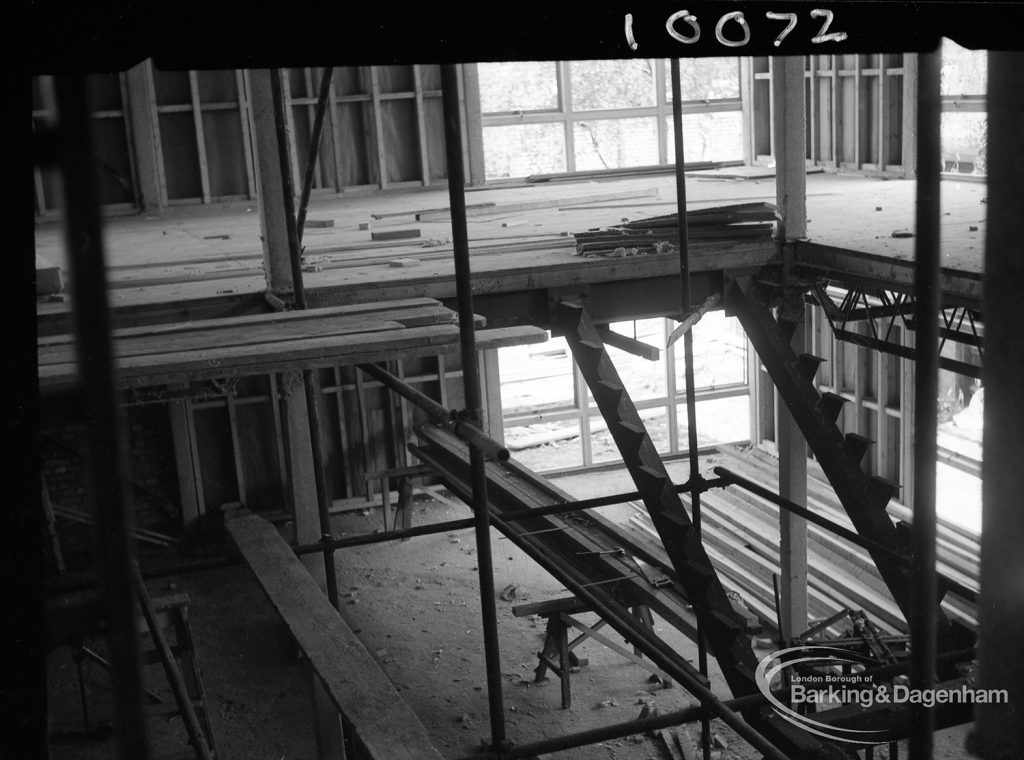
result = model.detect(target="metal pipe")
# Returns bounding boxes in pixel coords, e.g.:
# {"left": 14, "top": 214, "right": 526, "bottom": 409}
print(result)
{"left": 457, "top": 693, "right": 761, "bottom": 760}
{"left": 414, "top": 445, "right": 793, "bottom": 758}
{"left": 910, "top": 46, "right": 942, "bottom": 760}
{"left": 359, "top": 363, "right": 510, "bottom": 461}
{"left": 295, "top": 67, "right": 334, "bottom": 242}
{"left": 454, "top": 645, "right": 979, "bottom": 760}
{"left": 713, "top": 466, "right": 977, "bottom": 602}
{"left": 294, "top": 517, "right": 478, "bottom": 555}
{"left": 440, "top": 63, "right": 507, "bottom": 752}
{"left": 269, "top": 68, "right": 340, "bottom": 610}
{"left": 360, "top": 362, "right": 452, "bottom": 422}
{"left": 54, "top": 74, "right": 151, "bottom": 760}
{"left": 477, "top": 523, "right": 791, "bottom": 760}
{"left": 714, "top": 466, "right": 908, "bottom": 564}
{"left": 292, "top": 476, "right": 730, "bottom": 556}
{"left": 670, "top": 57, "right": 712, "bottom": 760}
{"left": 269, "top": 70, "right": 308, "bottom": 311}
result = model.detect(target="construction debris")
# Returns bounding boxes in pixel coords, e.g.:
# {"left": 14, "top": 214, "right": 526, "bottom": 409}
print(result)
{"left": 573, "top": 203, "right": 777, "bottom": 258}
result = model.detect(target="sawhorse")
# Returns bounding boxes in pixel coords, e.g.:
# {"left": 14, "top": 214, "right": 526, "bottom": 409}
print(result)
{"left": 513, "top": 596, "right": 672, "bottom": 708}
{"left": 364, "top": 464, "right": 432, "bottom": 533}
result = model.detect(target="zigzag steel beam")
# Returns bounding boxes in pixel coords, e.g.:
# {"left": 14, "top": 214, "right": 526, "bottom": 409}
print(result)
{"left": 726, "top": 277, "right": 954, "bottom": 647}
{"left": 554, "top": 300, "right": 761, "bottom": 697}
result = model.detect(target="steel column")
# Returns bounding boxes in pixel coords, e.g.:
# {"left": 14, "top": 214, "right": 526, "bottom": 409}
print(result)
{"left": 440, "top": 63, "right": 507, "bottom": 752}
{"left": 910, "top": 46, "right": 942, "bottom": 760}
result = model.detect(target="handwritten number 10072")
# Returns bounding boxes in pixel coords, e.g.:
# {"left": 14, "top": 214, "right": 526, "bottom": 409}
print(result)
{"left": 624, "top": 9, "right": 847, "bottom": 51}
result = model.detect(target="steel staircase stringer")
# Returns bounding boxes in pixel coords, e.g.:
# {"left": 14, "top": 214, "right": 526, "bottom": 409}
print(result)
{"left": 725, "top": 276, "right": 954, "bottom": 647}
{"left": 554, "top": 299, "right": 763, "bottom": 699}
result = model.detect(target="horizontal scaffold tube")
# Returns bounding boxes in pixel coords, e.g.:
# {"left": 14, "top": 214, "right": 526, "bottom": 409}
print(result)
{"left": 358, "top": 362, "right": 509, "bottom": 461}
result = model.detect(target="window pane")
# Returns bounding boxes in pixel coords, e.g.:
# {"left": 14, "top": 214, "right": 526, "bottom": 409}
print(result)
{"left": 509, "top": 420, "right": 582, "bottom": 472}
{"left": 675, "top": 312, "right": 747, "bottom": 390}
{"left": 498, "top": 337, "right": 575, "bottom": 413}
{"left": 478, "top": 61, "right": 559, "bottom": 112}
{"left": 665, "top": 58, "right": 740, "bottom": 101}
{"left": 570, "top": 59, "right": 656, "bottom": 110}
{"left": 484, "top": 123, "right": 566, "bottom": 179}
{"left": 941, "top": 41, "right": 986, "bottom": 96}
{"left": 573, "top": 117, "right": 658, "bottom": 170}
{"left": 941, "top": 112, "right": 986, "bottom": 175}
{"left": 665, "top": 112, "right": 744, "bottom": 163}
{"left": 677, "top": 395, "right": 751, "bottom": 449}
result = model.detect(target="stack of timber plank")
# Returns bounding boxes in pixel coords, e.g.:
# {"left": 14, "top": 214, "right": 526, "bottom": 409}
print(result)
{"left": 609, "top": 445, "right": 979, "bottom": 640}
{"left": 37, "top": 298, "right": 546, "bottom": 392}
{"left": 573, "top": 202, "right": 777, "bottom": 258}
{"left": 712, "top": 445, "right": 978, "bottom": 632}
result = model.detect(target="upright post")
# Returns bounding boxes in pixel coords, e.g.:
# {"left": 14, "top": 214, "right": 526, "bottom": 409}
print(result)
{"left": 973, "top": 50, "right": 1024, "bottom": 760}
{"left": 670, "top": 58, "right": 711, "bottom": 760}
{"left": 771, "top": 55, "right": 809, "bottom": 643}
{"left": 440, "top": 63, "right": 507, "bottom": 753}
{"left": 54, "top": 74, "right": 151, "bottom": 760}
{"left": 250, "top": 67, "right": 345, "bottom": 759}
{"left": 909, "top": 45, "right": 942, "bottom": 760}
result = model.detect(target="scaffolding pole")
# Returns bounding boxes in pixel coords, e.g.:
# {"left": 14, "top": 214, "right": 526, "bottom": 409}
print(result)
{"left": 295, "top": 67, "right": 334, "bottom": 242}
{"left": 268, "top": 68, "right": 340, "bottom": 611}
{"left": 440, "top": 63, "right": 507, "bottom": 753}
{"left": 910, "top": 46, "right": 942, "bottom": 760}
{"left": 54, "top": 75, "right": 151, "bottom": 760}
{"left": 669, "top": 58, "right": 712, "bottom": 760}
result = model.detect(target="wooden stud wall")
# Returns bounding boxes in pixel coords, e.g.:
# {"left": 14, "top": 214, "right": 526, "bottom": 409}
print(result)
{"left": 173, "top": 358, "right": 464, "bottom": 523}
{"left": 34, "top": 63, "right": 468, "bottom": 217}
{"left": 33, "top": 73, "right": 138, "bottom": 215}
{"left": 283, "top": 64, "right": 450, "bottom": 192}
{"left": 748, "top": 54, "right": 916, "bottom": 178}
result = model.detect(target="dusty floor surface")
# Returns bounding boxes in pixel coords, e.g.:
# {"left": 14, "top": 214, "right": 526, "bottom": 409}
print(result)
{"left": 47, "top": 465, "right": 973, "bottom": 760}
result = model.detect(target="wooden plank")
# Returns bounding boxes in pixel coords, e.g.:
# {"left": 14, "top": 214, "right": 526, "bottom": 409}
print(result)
{"left": 40, "top": 324, "right": 468, "bottom": 388}
{"left": 415, "top": 188, "right": 661, "bottom": 222}
{"left": 37, "top": 298, "right": 446, "bottom": 346}
{"left": 369, "top": 67, "right": 388, "bottom": 187}
{"left": 371, "top": 228, "right": 421, "bottom": 241}
{"left": 227, "top": 515, "right": 444, "bottom": 760}
{"left": 38, "top": 304, "right": 463, "bottom": 365}
{"left": 353, "top": 367, "right": 373, "bottom": 500}
{"left": 596, "top": 326, "right": 660, "bottom": 361}
{"left": 236, "top": 70, "right": 257, "bottom": 200}
{"left": 39, "top": 319, "right": 408, "bottom": 366}
{"left": 412, "top": 65, "right": 430, "bottom": 185}
{"left": 145, "top": 61, "right": 170, "bottom": 207}
{"left": 169, "top": 391, "right": 201, "bottom": 530}
{"left": 188, "top": 71, "right": 212, "bottom": 204}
